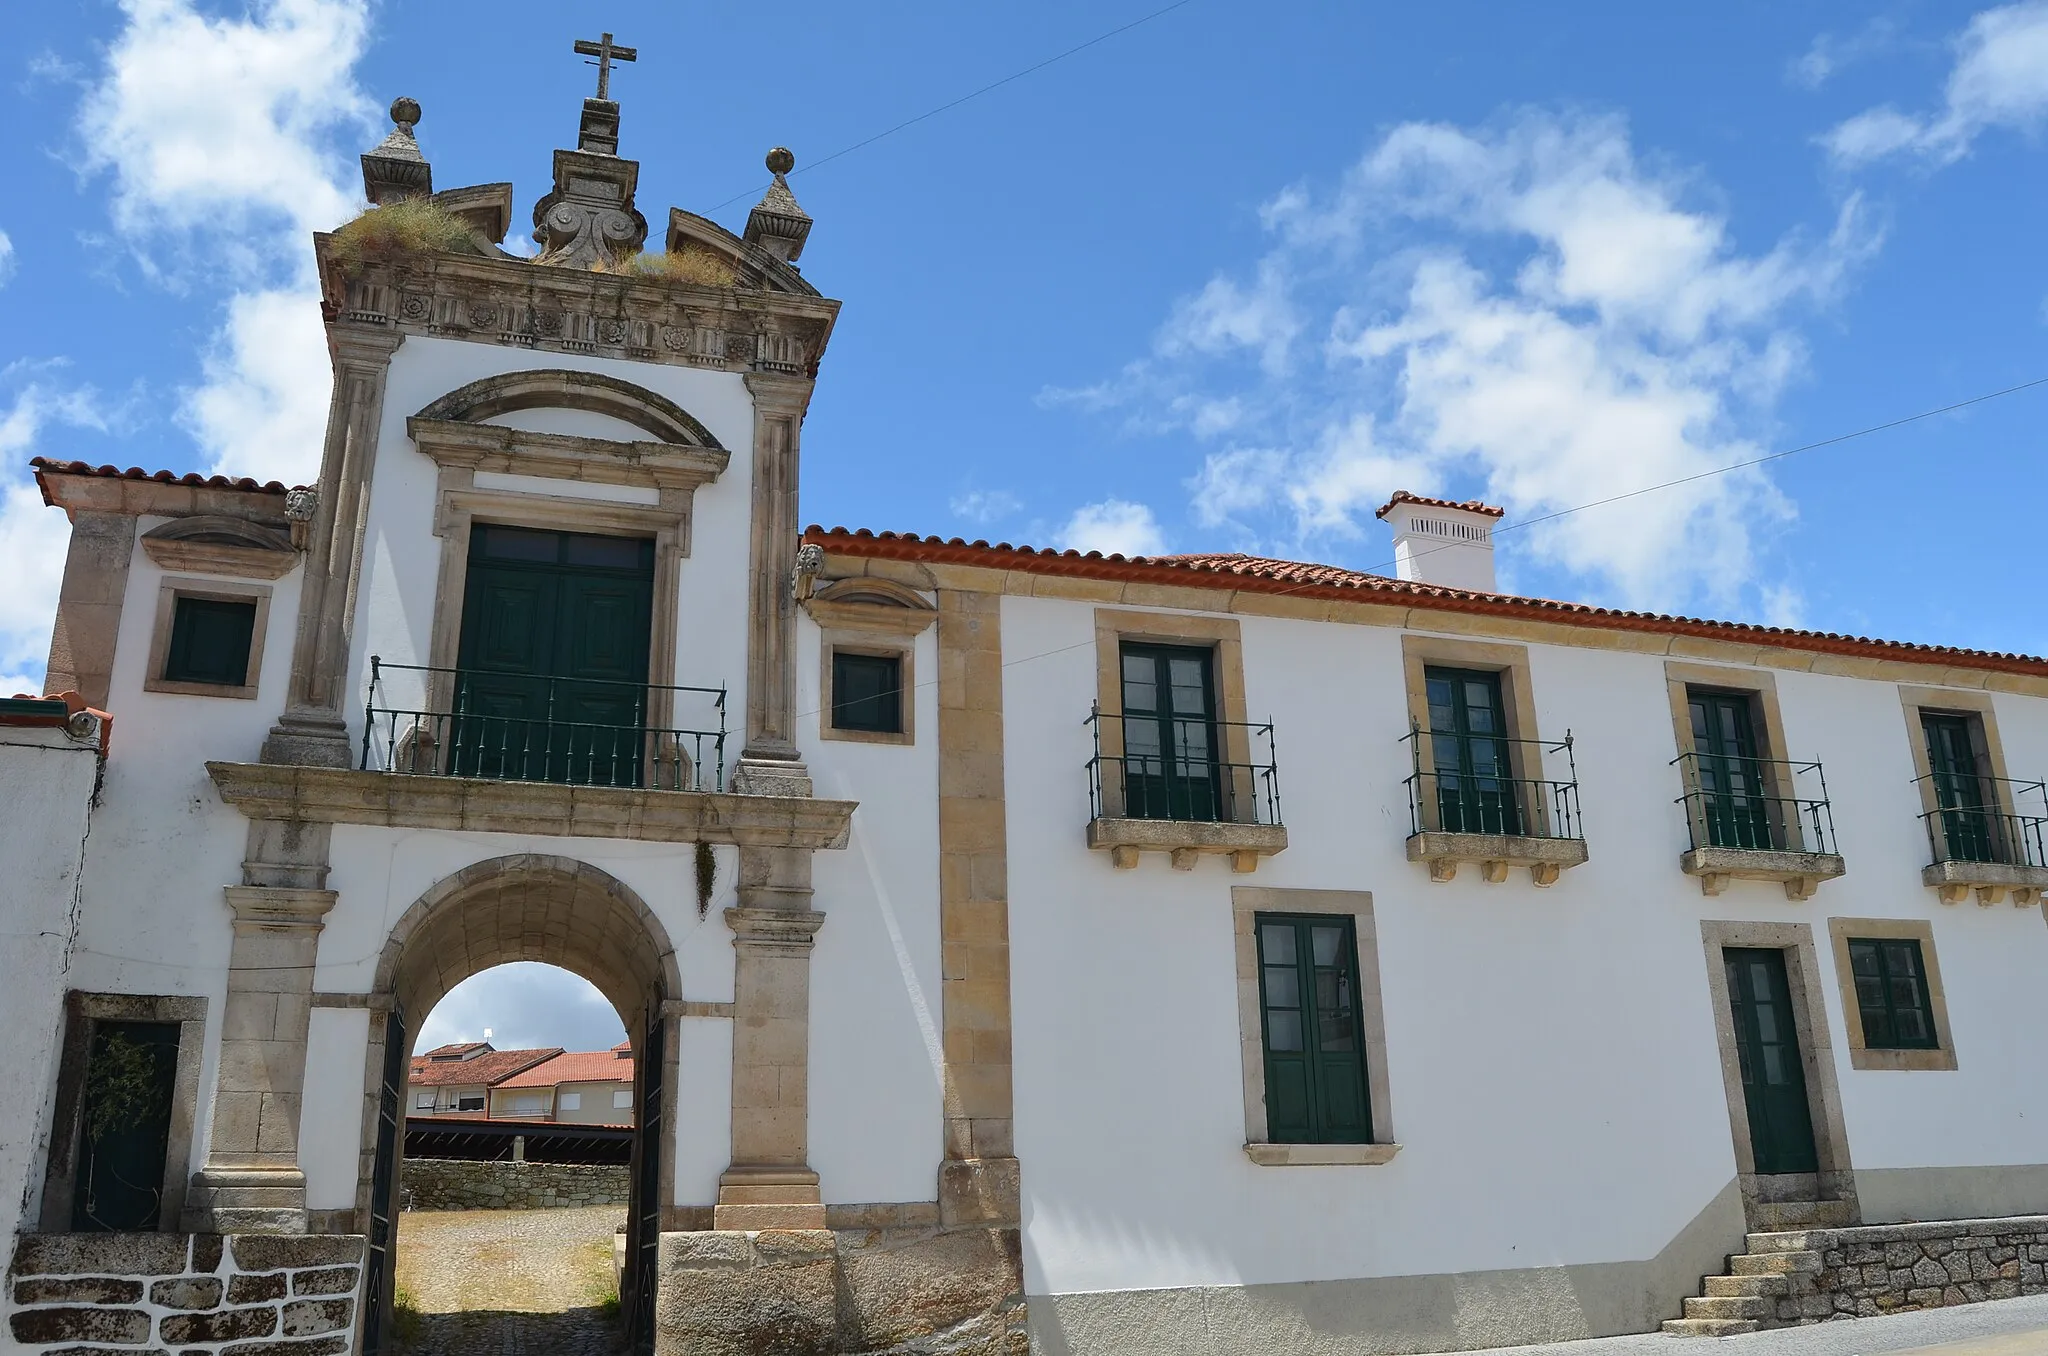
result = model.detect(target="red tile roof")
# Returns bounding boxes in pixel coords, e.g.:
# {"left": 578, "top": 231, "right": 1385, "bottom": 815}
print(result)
{"left": 1374, "top": 490, "right": 1505, "bottom": 520}
{"left": 497, "top": 1050, "right": 635, "bottom": 1088}
{"left": 420, "top": 1041, "right": 491, "bottom": 1060}
{"left": 407, "top": 1047, "right": 561, "bottom": 1087}
{"left": 30, "top": 457, "right": 301, "bottom": 495}
{"left": 801, "top": 527, "right": 2048, "bottom": 678}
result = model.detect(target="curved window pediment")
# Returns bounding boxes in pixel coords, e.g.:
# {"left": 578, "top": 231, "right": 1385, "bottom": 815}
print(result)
{"left": 415, "top": 369, "right": 724, "bottom": 449}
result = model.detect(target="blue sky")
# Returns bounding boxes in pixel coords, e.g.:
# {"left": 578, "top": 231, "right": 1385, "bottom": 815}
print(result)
{"left": 7, "top": 0, "right": 2048, "bottom": 1045}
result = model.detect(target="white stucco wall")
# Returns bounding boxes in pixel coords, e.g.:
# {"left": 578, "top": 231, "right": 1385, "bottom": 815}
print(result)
{"left": 347, "top": 337, "right": 758, "bottom": 759}
{"left": 999, "top": 593, "right": 2048, "bottom": 1299}
{"left": 0, "top": 718, "right": 103, "bottom": 1238}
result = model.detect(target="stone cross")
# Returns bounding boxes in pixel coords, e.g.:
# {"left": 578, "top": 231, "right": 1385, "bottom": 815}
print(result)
{"left": 574, "top": 32, "right": 637, "bottom": 101}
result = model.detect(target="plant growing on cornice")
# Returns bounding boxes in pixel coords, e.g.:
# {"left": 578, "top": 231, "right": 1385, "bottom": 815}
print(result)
{"left": 84, "top": 1031, "right": 167, "bottom": 1143}
{"left": 329, "top": 197, "right": 493, "bottom": 274}
{"left": 598, "top": 244, "right": 737, "bottom": 288}
{"left": 695, "top": 841, "right": 716, "bottom": 919}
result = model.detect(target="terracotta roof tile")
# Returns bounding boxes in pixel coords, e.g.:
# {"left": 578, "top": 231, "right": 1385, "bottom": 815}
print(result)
{"left": 30, "top": 456, "right": 301, "bottom": 495}
{"left": 800, "top": 526, "right": 2048, "bottom": 678}
{"left": 407, "top": 1046, "right": 561, "bottom": 1087}
{"left": 1374, "top": 490, "right": 1505, "bottom": 520}
{"left": 420, "top": 1041, "right": 490, "bottom": 1059}
{"left": 497, "top": 1050, "right": 635, "bottom": 1088}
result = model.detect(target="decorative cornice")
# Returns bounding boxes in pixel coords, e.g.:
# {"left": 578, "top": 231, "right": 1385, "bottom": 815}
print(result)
{"left": 206, "top": 762, "right": 856, "bottom": 849}
{"left": 724, "top": 906, "right": 826, "bottom": 955}
{"left": 141, "top": 516, "right": 300, "bottom": 579}
{"left": 222, "top": 886, "right": 339, "bottom": 930}
{"left": 406, "top": 417, "right": 730, "bottom": 491}
{"left": 314, "top": 242, "right": 839, "bottom": 376}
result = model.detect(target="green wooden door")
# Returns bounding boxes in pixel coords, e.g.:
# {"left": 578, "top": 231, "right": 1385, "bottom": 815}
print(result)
{"left": 1922, "top": 713, "right": 1997, "bottom": 863}
{"left": 1425, "top": 667, "right": 1521, "bottom": 834}
{"left": 1724, "top": 948, "right": 1819, "bottom": 1175}
{"left": 1256, "top": 914, "right": 1371, "bottom": 1144}
{"left": 72, "top": 1020, "right": 180, "bottom": 1231}
{"left": 1690, "top": 693, "right": 1776, "bottom": 849}
{"left": 1119, "top": 643, "right": 1221, "bottom": 821}
{"left": 453, "top": 525, "right": 655, "bottom": 786}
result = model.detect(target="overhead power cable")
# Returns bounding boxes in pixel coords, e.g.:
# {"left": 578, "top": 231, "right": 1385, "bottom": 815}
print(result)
{"left": 708, "top": 0, "right": 1200, "bottom": 213}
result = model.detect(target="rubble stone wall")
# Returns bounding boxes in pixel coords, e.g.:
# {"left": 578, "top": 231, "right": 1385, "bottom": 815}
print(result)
{"left": 1768, "top": 1215, "right": 2048, "bottom": 1322}
{"left": 401, "top": 1157, "right": 629, "bottom": 1210}
{"left": 5, "top": 1231, "right": 363, "bottom": 1354}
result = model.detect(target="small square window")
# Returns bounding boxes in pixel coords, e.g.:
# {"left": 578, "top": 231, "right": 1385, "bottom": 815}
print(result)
{"left": 612, "top": 1088, "right": 633, "bottom": 1110}
{"left": 456, "top": 1093, "right": 484, "bottom": 1112}
{"left": 163, "top": 596, "right": 256, "bottom": 687}
{"left": 1849, "top": 937, "right": 1939, "bottom": 1050}
{"left": 413, "top": 1092, "right": 435, "bottom": 1111}
{"left": 831, "top": 651, "right": 903, "bottom": 734}
{"left": 559, "top": 1091, "right": 581, "bottom": 1111}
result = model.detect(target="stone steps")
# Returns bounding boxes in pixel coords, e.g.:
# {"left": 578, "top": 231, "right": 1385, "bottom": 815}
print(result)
{"left": 1666, "top": 1202, "right": 1854, "bottom": 1338}
{"left": 1680, "top": 1293, "right": 1772, "bottom": 1321}
{"left": 1661, "top": 1317, "right": 1761, "bottom": 1337}
{"left": 1703, "top": 1272, "right": 1789, "bottom": 1298}
{"left": 1730, "top": 1249, "right": 1821, "bottom": 1275}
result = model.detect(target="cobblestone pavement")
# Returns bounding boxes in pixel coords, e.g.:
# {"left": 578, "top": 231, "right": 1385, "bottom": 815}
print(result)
{"left": 393, "top": 1205, "right": 624, "bottom": 1356}
{"left": 1418, "top": 1293, "right": 2048, "bottom": 1356}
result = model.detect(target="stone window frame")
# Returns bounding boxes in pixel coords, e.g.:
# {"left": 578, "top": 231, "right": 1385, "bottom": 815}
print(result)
{"left": 142, "top": 578, "right": 274, "bottom": 700}
{"left": 1826, "top": 917, "right": 1959, "bottom": 1072}
{"left": 1231, "top": 887, "right": 1398, "bottom": 1166}
{"left": 38, "top": 991, "right": 208, "bottom": 1232}
{"left": 1897, "top": 686, "right": 2029, "bottom": 872}
{"left": 1698, "top": 920, "right": 1859, "bottom": 1221}
{"left": 806, "top": 578, "right": 937, "bottom": 747}
{"left": 1092, "top": 608, "right": 1253, "bottom": 820}
{"left": 1399, "top": 633, "right": 1547, "bottom": 831}
{"left": 1664, "top": 661, "right": 1808, "bottom": 849}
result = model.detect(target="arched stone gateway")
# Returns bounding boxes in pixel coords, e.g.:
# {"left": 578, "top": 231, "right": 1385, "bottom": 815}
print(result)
{"left": 355, "top": 855, "right": 680, "bottom": 1355}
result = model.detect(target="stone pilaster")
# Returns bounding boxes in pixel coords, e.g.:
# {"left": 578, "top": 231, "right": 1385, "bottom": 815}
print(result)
{"left": 183, "top": 887, "right": 337, "bottom": 1234}
{"left": 715, "top": 844, "right": 825, "bottom": 1229}
{"left": 261, "top": 328, "right": 404, "bottom": 769}
{"left": 935, "top": 588, "right": 1021, "bottom": 1227}
{"left": 41, "top": 510, "right": 137, "bottom": 709}
{"left": 729, "top": 372, "right": 813, "bottom": 797}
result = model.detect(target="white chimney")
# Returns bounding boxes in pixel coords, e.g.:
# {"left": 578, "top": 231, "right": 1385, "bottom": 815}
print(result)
{"left": 1375, "top": 492, "right": 1504, "bottom": 593}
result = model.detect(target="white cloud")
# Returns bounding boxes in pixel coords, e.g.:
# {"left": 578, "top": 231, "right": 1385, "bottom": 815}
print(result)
{"left": 1055, "top": 112, "right": 1871, "bottom": 611}
{"left": 184, "top": 287, "right": 337, "bottom": 485}
{"left": 1825, "top": 2, "right": 2048, "bottom": 166}
{"left": 1062, "top": 499, "right": 1168, "bottom": 558}
{"left": 0, "top": 231, "right": 14, "bottom": 288}
{"left": 1789, "top": 19, "right": 1900, "bottom": 90}
{"left": 413, "top": 962, "right": 628, "bottom": 1056}
{"left": 0, "top": 383, "right": 116, "bottom": 695}
{"left": 949, "top": 489, "right": 1023, "bottom": 524}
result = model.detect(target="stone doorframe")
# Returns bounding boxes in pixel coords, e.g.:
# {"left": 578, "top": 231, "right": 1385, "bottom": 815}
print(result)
{"left": 1698, "top": 919, "right": 1859, "bottom": 1226}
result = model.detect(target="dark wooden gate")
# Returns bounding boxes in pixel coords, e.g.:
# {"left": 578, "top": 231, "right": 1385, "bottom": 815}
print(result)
{"left": 623, "top": 1003, "right": 667, "bottom": 1353}
{"left": 359, "top": 1001, "right": 407, "bottom": 1356}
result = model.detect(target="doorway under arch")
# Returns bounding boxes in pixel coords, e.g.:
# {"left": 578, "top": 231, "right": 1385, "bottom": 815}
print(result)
{"left": 355, "top": 854, "right": 680, "bottom": 1356}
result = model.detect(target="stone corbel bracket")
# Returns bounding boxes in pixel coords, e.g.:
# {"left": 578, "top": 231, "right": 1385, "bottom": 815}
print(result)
{"left": 1086, "top": 817, "right": 1288, "bottom": 874}
{"left": 1682, "top": 846, "right": 1848, "bottom": 901}
{"left": 1405, "top": 831, "right": 1589, "bottom": 887}
{"left": 207, "top": 762, "right": 855, "bottom": 849}
{"left": 1922, "top": 858, "right": 2048, "bottom": 908}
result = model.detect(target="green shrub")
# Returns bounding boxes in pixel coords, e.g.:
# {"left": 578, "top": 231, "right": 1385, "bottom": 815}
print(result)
{"left": 329, "top": 198, "right": 491, "bottom": 273}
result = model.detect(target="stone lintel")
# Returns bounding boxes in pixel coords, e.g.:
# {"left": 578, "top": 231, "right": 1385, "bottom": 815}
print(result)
{"left": 1682, "top": 846, "right": 1847, "bottom": 901}
{"left": 1087, "top": 816, "right": 1287, "bottom": 871}
{"left": 1922, "top": 857, "right": 2048, "bottom": 907}
{"left": 206, "top": 762, "right": 855, "bottom": 848}
{"left": 405, "top": 416, "right": 730, "bottom": 489}
{"left": 1406, "top": 831, "right": 1589, "bottom": 886}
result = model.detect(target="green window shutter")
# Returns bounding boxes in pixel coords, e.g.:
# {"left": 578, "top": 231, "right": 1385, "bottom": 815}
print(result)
{"left": 1256, "top": 914, "right": 1372, "bottom": 1144}
{"left": 1689, "top": 690, "right": 1776, "bottom": 850}
{"left": 1922, "top": 712, "right": 1997, "bottom": 863}
{"left": 831, "top": 652, "right": 903, "bottom": 732}
{"left": 1118, "top": 642, "right": 1221, "bottom": 821}
{"left": 1848, "top": 938, "right": 1939, "bottom": 1050}
{"left": 163, "top": 597, "right": 257, "bottom": 686}
{"left": 1423, "top": 666, "right": 1520, "bottom": 835}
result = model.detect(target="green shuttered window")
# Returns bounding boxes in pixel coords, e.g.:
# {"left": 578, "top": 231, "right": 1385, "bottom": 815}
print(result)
{"left": 1256, "top": 913, "right": 1372, "bottom": 1144}
{"left": 831, "top": 651, "right": 904, "bottom": 733}
{"left": 1848, "top": 938, "right": 1939, "bottom": 1050}
{"left": 163, "top": 596, "right": 257, "bottom": 687}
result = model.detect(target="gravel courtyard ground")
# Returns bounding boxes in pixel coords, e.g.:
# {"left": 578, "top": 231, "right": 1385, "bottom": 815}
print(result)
{"left": 1420, "top": 1294, "right": 2048, "bottom": 1356}
{"left": 392, "top": 1205, "right": 624, "bottom": 1356}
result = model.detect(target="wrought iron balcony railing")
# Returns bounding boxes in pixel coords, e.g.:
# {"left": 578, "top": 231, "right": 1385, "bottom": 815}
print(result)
{"left": 359, "top": 657, "right": 728, "bottom": 793}
{"left": 1672, "top": 751, "right": 1836, "bottom": 856}
{"left": 1402, "top": 730, "right": 1583, "bottom": 840}
{"left": 1084, "top": 707, "right": 1282, "bottom": 826}
{"left": 1914, "top": 774, "right": 2048, "bottom": 869}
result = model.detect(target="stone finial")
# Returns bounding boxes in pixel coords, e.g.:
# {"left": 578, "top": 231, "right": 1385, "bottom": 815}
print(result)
{"left": 361, "top": 97, "right": 433, "bottom": 204}
{"left": 744, "top": 149, "right": 812, "bottom": 264}
{"left": 530, "top": 99, "right": 647, "bottom": 268}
